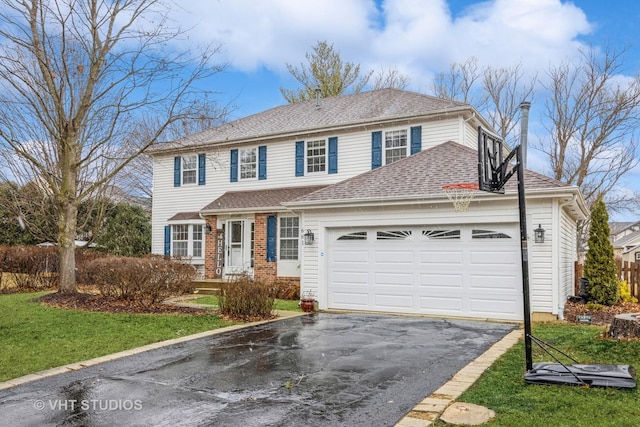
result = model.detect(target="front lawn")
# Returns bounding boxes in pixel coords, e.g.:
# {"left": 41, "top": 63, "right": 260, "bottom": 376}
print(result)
{"left": 433, "top": 323, "right": 640, "bottom": 426}
{"left": 0, "top": 292, "right": 236, "bottom": 382}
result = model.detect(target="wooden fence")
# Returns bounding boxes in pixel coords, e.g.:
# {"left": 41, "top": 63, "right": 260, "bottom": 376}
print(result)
{"left": 574, "top": 261, "right": 640, "bottom": 299}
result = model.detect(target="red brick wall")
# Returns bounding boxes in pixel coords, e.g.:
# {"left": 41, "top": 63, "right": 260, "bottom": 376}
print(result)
{"left": 254, "top": 213, "right": 277, "bottom": 282}
{"left": 203, "top": 215, "right": 217, "bottom": 278}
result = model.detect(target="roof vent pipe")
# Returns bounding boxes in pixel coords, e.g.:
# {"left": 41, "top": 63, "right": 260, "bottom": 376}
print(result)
{"left": 519, "top": 101, "right": 531, "bottom": 168}
{"left": 315, "top": 87, "right": 321, "bottom": 110}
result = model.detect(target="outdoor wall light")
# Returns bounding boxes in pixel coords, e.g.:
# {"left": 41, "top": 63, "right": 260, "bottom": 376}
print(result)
{"left": 205, "top": 225, "right": 213, "bottom": 234}
{"left": 534, "top": 224, "right": 545, "bottom": 243}
{"left": 303, "top": 229, "right": 315, "bottom": 245}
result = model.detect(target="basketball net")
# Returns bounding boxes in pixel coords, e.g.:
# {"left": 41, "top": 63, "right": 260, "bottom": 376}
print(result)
{"left": 442, "top": 182, "right": 479, "bottom": 212}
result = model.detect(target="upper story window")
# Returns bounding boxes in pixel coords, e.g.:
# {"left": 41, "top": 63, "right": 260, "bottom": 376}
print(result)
{"left": 240, "top": 148, "right": 256, "bottom": 179}
{"left": 174, "top": 154, "right": 206, "bottom": 187}
{"left": 182, "top": 155, "right": 197, "bottom": 184}
{"left": 307, "top": 139, "right": 326, "bottom": 173}
{"left": 385, "top": 129, "right": 407, "bottom": 164}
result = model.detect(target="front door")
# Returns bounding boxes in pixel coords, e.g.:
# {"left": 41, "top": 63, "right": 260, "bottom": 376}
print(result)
{"left": 225, "top": 219, "right": 254, "bottom": 276}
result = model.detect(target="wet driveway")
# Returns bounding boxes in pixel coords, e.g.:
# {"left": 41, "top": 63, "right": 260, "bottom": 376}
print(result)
{"left": 0, "top": 313, "right": 516, "bottom": 426}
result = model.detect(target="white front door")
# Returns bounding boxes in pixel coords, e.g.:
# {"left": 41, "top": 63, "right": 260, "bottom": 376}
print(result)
{"left": 225, "top": 219, "right": 254, "bottom": 275}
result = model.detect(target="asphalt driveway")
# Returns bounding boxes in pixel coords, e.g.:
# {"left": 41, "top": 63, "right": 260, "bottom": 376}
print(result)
{"left": 0, "top": 313, "right": 516, "bottom": 426}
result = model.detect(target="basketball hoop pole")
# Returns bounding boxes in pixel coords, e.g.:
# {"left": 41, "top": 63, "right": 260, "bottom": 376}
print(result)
{"left": 514, "top": 144, "right": 534, "bottom": 371}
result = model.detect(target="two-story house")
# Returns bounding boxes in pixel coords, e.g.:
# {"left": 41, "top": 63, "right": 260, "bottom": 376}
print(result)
{"left": 149, "top": 88, "right": 588, "bottom": 321}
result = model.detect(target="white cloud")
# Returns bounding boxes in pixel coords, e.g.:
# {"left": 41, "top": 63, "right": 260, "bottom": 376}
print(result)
{"left": 170, "top": 0, "right": 593, "bottom": 85}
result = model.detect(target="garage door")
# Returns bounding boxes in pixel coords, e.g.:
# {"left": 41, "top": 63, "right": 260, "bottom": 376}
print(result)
{"left": 327, "top": 225, "right": 523, "bottom": 320}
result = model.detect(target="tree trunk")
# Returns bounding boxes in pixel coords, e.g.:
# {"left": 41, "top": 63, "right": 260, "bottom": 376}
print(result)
{"left": 609, "top": 313, "right": 640, "bottom": 339}
{"left": 58, "top": 199, "right": 77, "bottom": 294}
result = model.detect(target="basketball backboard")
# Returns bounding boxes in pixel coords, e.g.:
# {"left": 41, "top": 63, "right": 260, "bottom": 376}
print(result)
{"left": 477, "top": 126, "right": 517, "bottom": 194}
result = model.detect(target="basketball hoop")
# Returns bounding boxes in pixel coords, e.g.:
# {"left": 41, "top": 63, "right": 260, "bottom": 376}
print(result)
{"left": 442, "top": 182, "right": 479, "bottom": 212}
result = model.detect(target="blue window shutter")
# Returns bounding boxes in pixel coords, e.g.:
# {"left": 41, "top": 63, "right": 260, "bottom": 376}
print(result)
{"left": 198, "top": 153, "right": 206, "bottom": 185}
{"left": 295, "top": 141, "right": 304, "bottom": 176}
{"left": 328, "top": 137, "right": 338, "bottom": 174}
{"left": 164, "top": 225, "right": 171, "bottom": 256}
{"left": 258, "top": 146, "right": 267, "bottom": 180}
{"left": 410, "top": 126, "right": 422, "bottom": 155}
{"left": 173, "top": 157, "right": 181, "bottom": 187}
{"left": 230, "top": 149, "right": 238, "bottom": 182}
{"left": 371, "top": 131, "right": 382, "bottom": 169}
{"left": 266, "top": 215, "right": 277, "bottom": 262}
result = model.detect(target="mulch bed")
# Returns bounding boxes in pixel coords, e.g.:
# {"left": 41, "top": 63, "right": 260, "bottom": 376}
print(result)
{"left": 563, "top": 301, "right": 640, "bottom": 326}
{"left": 36, "top": 292, "right": 213, "bottom": 315}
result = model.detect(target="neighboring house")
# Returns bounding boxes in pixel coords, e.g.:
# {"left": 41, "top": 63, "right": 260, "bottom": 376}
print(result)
{"left": 149, "top": 88, "right": 588, "bottom": 321}
{"left": 611, "top": 222, "right": 640, "bottom": 263}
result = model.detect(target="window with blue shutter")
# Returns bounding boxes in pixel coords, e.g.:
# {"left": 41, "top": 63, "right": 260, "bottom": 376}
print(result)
{"left": 295, "top": 141, "right": 304, "bottom": 176}
{"left": 328, "top": 137, "right": 338, "bottom": 174}
{"left": 198, "top": 153, "right": 206, "bottom": 185}
{"left": 371, "top": 131, "right": 382, "bottom": 169}
{"left": 266, "top": 215, "right": 277, "bottom": 262}
{"left": 410, "top": 126, "right": 422, "bottom": 155}
{"left": 173, "top": 157, "right": 181, "bottom": 187}
{"left": 164, "top": 225, "right": 171, "bottom": 255}
{"left": 258, "top": 146, "right": 267, "bottom": 180}
{"left": 230, "top": 149, "right": 238, "bottom": 182}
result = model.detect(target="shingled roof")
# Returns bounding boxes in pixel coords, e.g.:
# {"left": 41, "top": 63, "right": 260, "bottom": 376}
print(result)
{"left": 289, "top": 141, "right": 570, "bottom": 204}
{"left": 150, "top": 89, "right": 469, "bottom": 153}
{"left": 201, "top": 185, "right": 327, "bottom": 214}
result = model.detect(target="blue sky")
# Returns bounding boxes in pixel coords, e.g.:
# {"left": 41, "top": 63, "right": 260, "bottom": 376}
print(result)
{"left": 132, "top": 1, "right": 640, "bottom": 220}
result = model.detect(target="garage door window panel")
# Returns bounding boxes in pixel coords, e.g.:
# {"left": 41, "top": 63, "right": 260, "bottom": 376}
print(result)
{"left": 377, "top": 230, "right": 411, "bottom": 240}
{"left": 337, "top": 231, "right": 367, "bottom": 241}
{"left": 423, "top": 229, "right": 460, "bottom": 240}
{"left": 472, "top": 229, "right": 512, "bottom": 239}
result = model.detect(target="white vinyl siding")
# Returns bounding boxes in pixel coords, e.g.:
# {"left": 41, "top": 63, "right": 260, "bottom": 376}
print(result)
{"left": 151, "top": 115, "right": 477, "bottom": 256}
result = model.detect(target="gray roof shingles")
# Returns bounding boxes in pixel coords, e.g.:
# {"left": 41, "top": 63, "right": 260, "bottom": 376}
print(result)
{"left": 201, "top": 185, "right": 328, "bottom": 212}
{"left": 150, "top": 89, "right": 467, "bottom": 152}
{"left": 291, "top": 141, "right": 568, "bottom": 204}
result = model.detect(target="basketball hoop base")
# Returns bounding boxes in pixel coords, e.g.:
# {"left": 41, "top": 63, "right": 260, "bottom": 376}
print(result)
{"left": 442, "top": 182, "right": 479, "bottom": 212}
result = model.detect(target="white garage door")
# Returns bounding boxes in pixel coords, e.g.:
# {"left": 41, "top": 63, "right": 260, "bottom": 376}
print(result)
{"left": 327, "top": 225, "right": 523, "bottom": 320}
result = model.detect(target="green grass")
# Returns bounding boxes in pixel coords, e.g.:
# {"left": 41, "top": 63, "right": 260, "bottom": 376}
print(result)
{"left": 0, "top": 292, "right": 236, "bottom": 382}
{"left": 433, "top": 323, "right": 640, "bottom": 426}
{"left": 193, "top": 296, "right": 302, "bottom": 312}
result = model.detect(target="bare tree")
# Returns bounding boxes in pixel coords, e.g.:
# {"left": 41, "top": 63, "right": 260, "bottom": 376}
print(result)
{"left": 432, "top": 57, "right": 488, "bottom": 111}
{"left": 540, "top": 47, "right": 640, "bottom": 208}
{"left": 482, "top": 63, "right": 536, "bottom": 146}
{"left": 371, "top": 67, "right": 410, "bottom": 90}
{"left": 432, "top": 58, "right": 536, "bottom": 145}
{"left": 116, "top": 98, "right": 232, "bottom": 199}
{"left": 0, "top": 0, "right": 226, "bottom": 293}
{"left": 280, "top": 40, "right": 372, "bottom": 103}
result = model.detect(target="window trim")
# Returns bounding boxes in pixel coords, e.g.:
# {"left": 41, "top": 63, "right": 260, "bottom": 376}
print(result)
{"left": 306, "top": 139, "right": 327, "bottom": 174}
{"left": 278, "top": 216, "right": 299, "bottom": 261}
{"left": 384, "top": 128, "right": 408, "bottom": 165}
{"left": 169, "top": 222, "right": 205, "bottom": 258}
{"left": 239, "top": 147, "right": 257, "bottom": 180}
{"left": 181, "top": 155, "right": 198, "bottom": 185}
